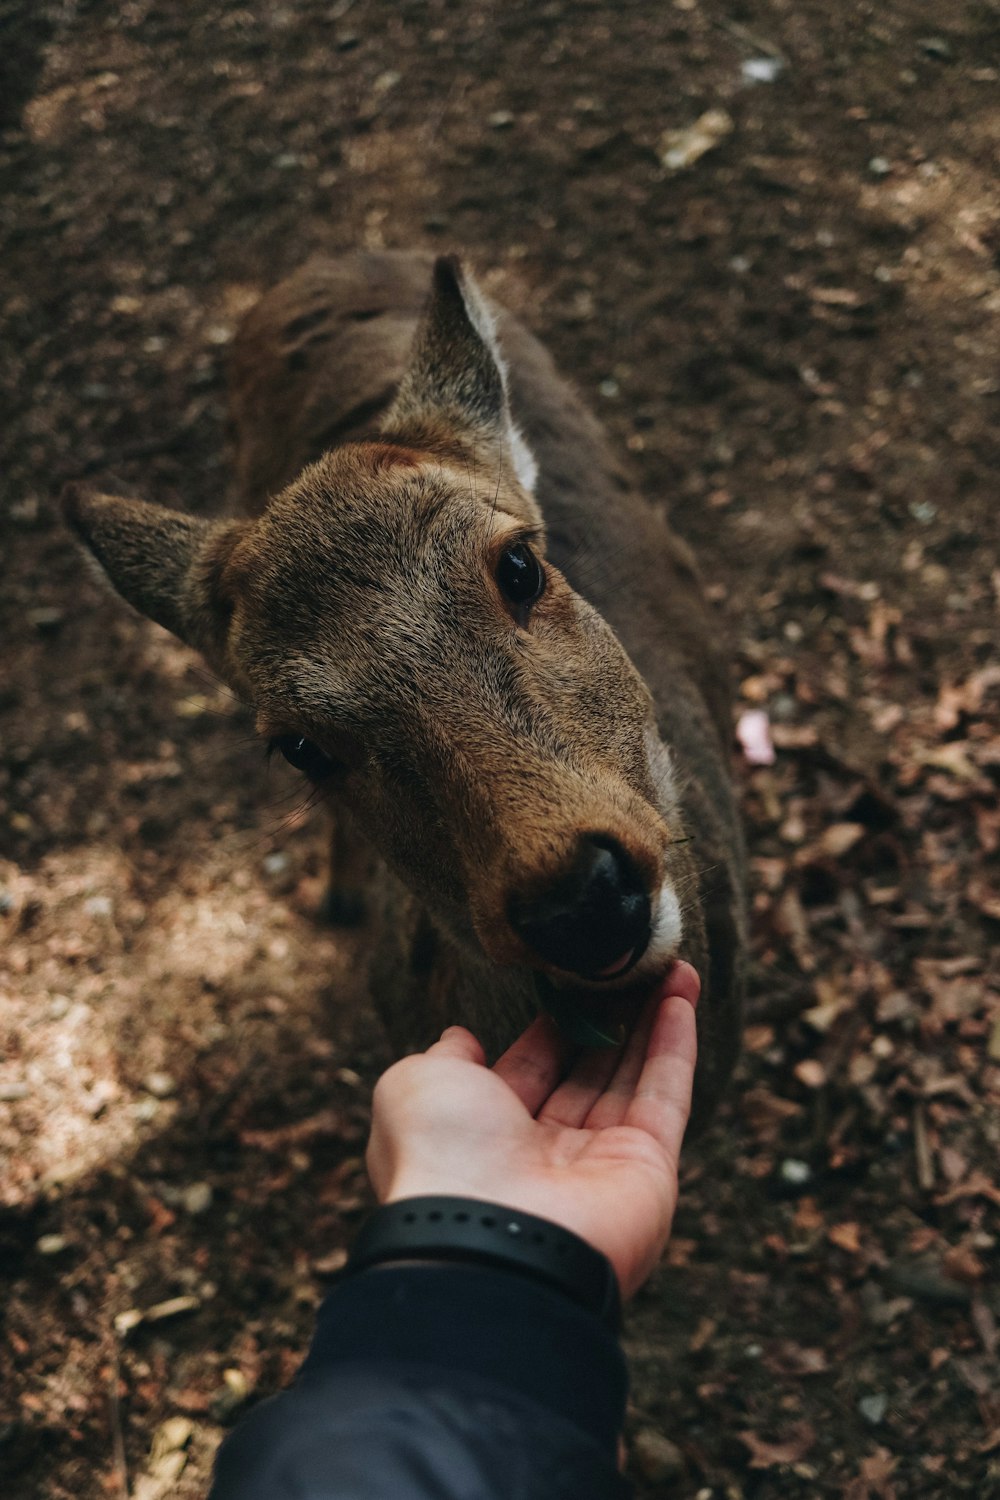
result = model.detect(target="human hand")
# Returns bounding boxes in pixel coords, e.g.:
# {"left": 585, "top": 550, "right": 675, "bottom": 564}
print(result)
{"left": 365, "top": 963, "right": 699, "bottom": 1298}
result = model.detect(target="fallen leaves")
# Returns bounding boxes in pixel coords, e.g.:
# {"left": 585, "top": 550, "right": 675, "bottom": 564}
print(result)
{"left": 738, "top": 1420, "right": 816, "bottom": 1469}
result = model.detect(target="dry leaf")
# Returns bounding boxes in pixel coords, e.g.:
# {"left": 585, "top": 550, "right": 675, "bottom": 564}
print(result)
{"left": 817, "top": 822, "right": 866, "bottom": 859}
{"left": 766, "top": 1341, "right": 829, "bottom": 1376}
{"left": 737, "top": 709, "right": 776, "bottom": 766}
{"left": 795, "top": 1058, "right": 827, "bottom": 1088}
{"left": 738, "top": 1421, "right": 816, "bottom": 1469}
{"left": 966, "top": 878, "right": 1000, "bottom": 921}
{"left": 828, "top": 1221, "right": 863, "bottom": 1254}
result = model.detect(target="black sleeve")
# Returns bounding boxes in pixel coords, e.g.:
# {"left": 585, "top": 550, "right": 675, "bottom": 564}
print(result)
{"left": 208, "top": 1261, "right": 631, "bottom": 1500}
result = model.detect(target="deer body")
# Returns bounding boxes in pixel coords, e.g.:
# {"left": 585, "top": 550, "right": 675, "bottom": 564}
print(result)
{"left": 66, "top": 250, "right": 746, "bottom": 1127}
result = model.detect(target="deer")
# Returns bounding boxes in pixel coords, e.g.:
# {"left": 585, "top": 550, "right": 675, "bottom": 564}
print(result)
{"left": 63, "top": 249, "right": 746, "bottom": 1129}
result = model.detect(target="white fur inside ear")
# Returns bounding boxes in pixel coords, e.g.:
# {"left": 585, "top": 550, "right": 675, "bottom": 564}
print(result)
{"left": 455, "top": 269, "right": 539, "bottom": 494}
{"left": 507, "top": 422, "right": 538, "bottom": 493}
{"left": 455, "top": 266, "right": 504, "bottom": 367}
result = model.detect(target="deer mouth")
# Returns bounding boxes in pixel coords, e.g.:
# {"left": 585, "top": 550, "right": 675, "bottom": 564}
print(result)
{"left": 534, "top": 961, "right": 664, "bottom": 1048}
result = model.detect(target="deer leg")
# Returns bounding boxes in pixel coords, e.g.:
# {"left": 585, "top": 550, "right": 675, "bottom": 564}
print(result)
{"left": 319, "top": 811, "right": 371, "bottom": 927}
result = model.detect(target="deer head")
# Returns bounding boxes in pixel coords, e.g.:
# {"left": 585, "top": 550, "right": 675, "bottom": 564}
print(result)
{"left": 64, "top": 258, "right": 695, "bottom": 1029}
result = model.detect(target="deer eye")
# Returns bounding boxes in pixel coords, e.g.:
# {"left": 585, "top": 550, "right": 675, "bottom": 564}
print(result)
{"left": 495, "top": 542, "right": 545, "bottom": 612}
{"left": 270, "top": 734, "right": 336, "bottom": 781}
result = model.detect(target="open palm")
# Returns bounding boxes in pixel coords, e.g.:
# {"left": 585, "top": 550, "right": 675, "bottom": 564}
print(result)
{"left": 366, "top": 963, "right": 699, "bottom": 1298}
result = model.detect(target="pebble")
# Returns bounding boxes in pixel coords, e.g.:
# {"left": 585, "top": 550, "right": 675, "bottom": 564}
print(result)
{"left": 36, "top": 1233, "right": 69, "bottom": 1255}
{"left": 182, "top": 1181, "right": 213, "bottom": 1215}
{"left": 263, "top": 852, "right": 289, "bottom": 876}
{"left": 859, "top": 1392, "right": 889, "bottom": 1424}
{"left": 0, "top": 1082, "right": 30, "bottom": 1102}
{"left": 632, "top": 1427, "right": 685, "bottom": 1482}
{"left": 868, "top": 156, "right": 892, "bottom": 177}
{"left": 83, "top": 895, "right": 113, "bottom": 918}
{"left": 488, "top": 110, "right": 515, "bottom": 129}
{"left": 780, "top": 1158, "right": 813, "bottom": 1188}
{"left": 143, "top": 1071, "right": 177, "bottom": 1099}
{"left": 741, "top": 57, "right": 783, "bottom": 85}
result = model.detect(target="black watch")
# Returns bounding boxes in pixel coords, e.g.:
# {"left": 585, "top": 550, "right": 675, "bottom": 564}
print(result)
{"left": 344, "top": 1196, "right": 622, "bottom": 1334}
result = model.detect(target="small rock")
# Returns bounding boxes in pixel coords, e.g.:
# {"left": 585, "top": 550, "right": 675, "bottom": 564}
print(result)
{"left": 868, "top": 156, "right": 892, "bottom": 177}
{"left": 182, "top": 1182, "right": 213, "bottom": 1215}
{"left": 48, "top": 995, "right": 71, "bottom": 1019}
{"left": 741, "top": 57, "right": 784, "bottom": 85}
{"left": 598, "top": 378, "right": 620, "bottom": 398}
{"left": 143, "top": 1072, "right": 177, "bottom": 1099}
{"left": 224, "top": 1368, "right": 249, "bottom": 1399}
{"left": 263, "top": 852, "right": 289, "bottom": 876}
{"left": 780, "top": 1158, "right": 813, "bottom": 1188}
{"left": 36, "top": 1233, "right": 69, "bottom": 1255}
{"left": 632, "top": 1427, "right": 685, "bottom": 1482}
{"left": 918, "top": 36, "right": 952, "bottom": 60}
{"left": 133, "top": 1096, "right": 160, "bottom": 1122}
{"left": 0, "top": 1082, "right": 29, "bottom": 1102}
{"left": 488, "top": 110, "right": 515, "bottom": 129}
{"left": 83, "top": 895, "right": 113, "bottom": 919}
{"left": 313, "top": 1246, "right": 349, "bottom": 1275}
{"left": 859, "top": 1392, "right": 889, "bottom": 1424}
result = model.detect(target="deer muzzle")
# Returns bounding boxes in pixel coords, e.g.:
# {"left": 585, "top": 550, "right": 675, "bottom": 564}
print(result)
{"left": 506, "top": 833, "right": 653, "bottom": 980}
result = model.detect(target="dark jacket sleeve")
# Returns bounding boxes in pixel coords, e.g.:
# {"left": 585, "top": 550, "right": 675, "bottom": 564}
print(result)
{"left": 208, "top": 1261, "right": 630, "bottom": 1500}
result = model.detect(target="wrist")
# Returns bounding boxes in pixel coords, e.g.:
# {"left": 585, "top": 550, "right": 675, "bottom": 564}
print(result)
{"left": 344, "top": 1195, "right": 622, "bottom": 1333}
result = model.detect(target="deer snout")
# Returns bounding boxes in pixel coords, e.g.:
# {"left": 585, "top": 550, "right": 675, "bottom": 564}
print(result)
{"left": 507, "top": 834, "right": 652, "bottom": 979}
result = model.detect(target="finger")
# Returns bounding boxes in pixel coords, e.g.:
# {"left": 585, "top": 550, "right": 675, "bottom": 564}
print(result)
{"left": 536, "top": 1034, "right": 627, "bottom": 1127}
{"left": 583, "top": 962, "right": 701, "bottom": 1128}
{"left": 660, "top": 959, "right": 701, "bottom": 1008}
{"left": 580, "top": 996, "right": 661, "bottom": 1129}
{"left": 425, "top": 1026, "right": 487, "bottom": 1066}
{"left": 492, "top": 1012, "right": 570, "bottom": 1114}
{"left": 543, "top": 961, "right": 701, "bottom": 1129}
{"left": 622, "top": 991, "right": 699, "bottom": 1164}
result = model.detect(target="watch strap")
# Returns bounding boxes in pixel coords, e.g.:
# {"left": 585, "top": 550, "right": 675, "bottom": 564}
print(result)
{"left": 345, "top": 1196, "right": 621, "bottom": 1333}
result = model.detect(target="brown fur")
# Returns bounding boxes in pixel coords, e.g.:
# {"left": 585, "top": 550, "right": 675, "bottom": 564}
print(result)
{"left": 63, "top": 250, "right": 746, "bottom": 1128}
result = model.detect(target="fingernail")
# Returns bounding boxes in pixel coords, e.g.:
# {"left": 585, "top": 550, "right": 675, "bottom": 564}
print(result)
{"left": 666, "top": 960, "right": 701, "bottom": 1007}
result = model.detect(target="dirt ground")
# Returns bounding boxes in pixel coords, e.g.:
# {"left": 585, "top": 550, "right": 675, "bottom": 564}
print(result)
{"left": 2, "top": 1, "right": 999, "bottom": 1496}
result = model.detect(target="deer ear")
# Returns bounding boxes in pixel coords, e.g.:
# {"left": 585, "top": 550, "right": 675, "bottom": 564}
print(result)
{"left": 62, "top": 484, "right": 245, "bottom": 669}
{"left": 385, "top": 256, "right": 538, "bottom": 493}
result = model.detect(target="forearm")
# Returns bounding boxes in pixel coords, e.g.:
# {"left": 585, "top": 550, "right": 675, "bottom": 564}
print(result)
{"left": 209, "top": 1253, "right": 629, "bottom": 1500}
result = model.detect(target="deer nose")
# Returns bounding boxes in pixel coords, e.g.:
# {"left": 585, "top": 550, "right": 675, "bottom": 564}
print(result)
{"left": 507, "top": 835, "right": 652, "bottom": 978}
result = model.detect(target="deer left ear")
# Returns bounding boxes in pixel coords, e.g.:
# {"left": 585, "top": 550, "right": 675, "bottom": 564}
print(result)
{"left": 384, "top": 256, "right": 538, "bottom": 494}
{"left": 62, "top": 484, "right": 247, "bottom": 672}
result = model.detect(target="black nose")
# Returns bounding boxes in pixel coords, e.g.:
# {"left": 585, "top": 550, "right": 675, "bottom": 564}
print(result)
{"left": 507, "top": 835, "right": 652, "bottom": 978}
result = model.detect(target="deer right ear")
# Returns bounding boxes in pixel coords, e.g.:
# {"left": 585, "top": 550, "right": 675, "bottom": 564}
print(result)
{"left": 62, "top": 484, "right": 246, "bottom": 670}
{"left": 385, "top": 256, "right": 539, "bottom": 496}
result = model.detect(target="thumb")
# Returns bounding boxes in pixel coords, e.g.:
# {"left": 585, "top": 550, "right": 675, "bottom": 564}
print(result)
{"left": 424, "top": 1025, "right": 487, "bottom": 1066}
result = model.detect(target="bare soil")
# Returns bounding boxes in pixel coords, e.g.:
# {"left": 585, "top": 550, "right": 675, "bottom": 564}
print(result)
{"left": 2, "top": 2, "right": 998, "bottom": 1496}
